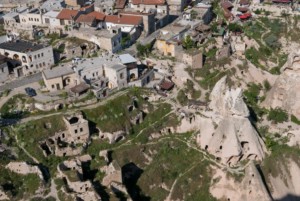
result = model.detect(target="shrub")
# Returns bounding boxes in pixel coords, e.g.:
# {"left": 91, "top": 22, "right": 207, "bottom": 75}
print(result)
{"left": 263, "top": 80, "right": 271, "bottom": 91}
{"left": 291, "top": 115, "right": 300, "bottom": 125}
{"left": 267, "top": 108, "right": 288, "bottom": 123}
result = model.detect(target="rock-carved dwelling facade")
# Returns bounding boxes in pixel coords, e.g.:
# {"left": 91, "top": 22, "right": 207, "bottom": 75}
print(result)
{"left": 40, "top": 112, "right": 90, "bottom": 157}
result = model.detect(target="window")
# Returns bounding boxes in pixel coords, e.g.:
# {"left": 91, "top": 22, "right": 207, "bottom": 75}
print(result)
{"left": 120, "top": 73, "right": 124, "bottom": 79}
{"left": 39, "top": 63, "right": 42, "bottom": 68}
{"left": 52, "top": 85, "right": 54, "bottom": 88}
{"left": 34, "top": 55, "right": 37, "bottom": 59}
{"left": 80, "top": 128, "right": 83, "bottom": 132}
{"left": 38, "top": 54, "right": 40, "bottom": 58}
{"left": 41, "top": 53, "right": 44, "bottom": 57}
{"left": 67, "top": 79, "right": 70, "bottom": 83}
{"left": 36, "top": 64, "right": 38, "bottom": 68}
{"left": 74, "top": 129, "right": 77, "bottom": 134}
{"left": 43, "top": 62, "right": 45, "bottom": 66}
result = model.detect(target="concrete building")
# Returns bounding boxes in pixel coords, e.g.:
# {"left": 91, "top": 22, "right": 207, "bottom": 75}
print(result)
{"left": 42, "top": 65, "right": 79, "bottom": 92}
{"left": 0, "top": 40, "right": 54, "bottom": 76}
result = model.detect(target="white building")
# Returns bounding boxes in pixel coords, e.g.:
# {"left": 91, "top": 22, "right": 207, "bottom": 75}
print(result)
{"left": 43, "top": 10, "right": 61, "bottom": 27}
{"left": 19, "top": 8, "right": 44, "bottom": 26}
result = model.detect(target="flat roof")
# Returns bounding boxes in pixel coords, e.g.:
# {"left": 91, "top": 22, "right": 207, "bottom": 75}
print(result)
{"left": 119, "top": 54, "right": 137, "bottom": 64}
{"left": 0, "top": 40, "right": 49, "bottom": 53}
{"left": 43, "top": 66, "right": 74, "bottom": 79}
{"left": 43, "top": 10, "right": 59, "bottom": 18}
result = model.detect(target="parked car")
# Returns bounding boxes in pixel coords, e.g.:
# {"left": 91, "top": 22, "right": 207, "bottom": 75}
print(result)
{"left": 25, "top": 87, "right": 37, "bottom": 97}
{"left": 72, "top": 57, "right": 82, "bottom": 64}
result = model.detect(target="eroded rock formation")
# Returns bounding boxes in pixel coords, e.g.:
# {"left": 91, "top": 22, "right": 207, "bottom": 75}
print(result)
{"left": 263, "top": 53, "right": 300, "bottom": 119}
{"left": 196, "top": 76, "right": 267, "bottom": 165}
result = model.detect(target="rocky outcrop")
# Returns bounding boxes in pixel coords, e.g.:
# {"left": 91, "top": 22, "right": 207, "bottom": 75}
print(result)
{"left": 262, "top": 53, "right": 300, "bottom": 119}
{"left": 6, "top": 162, "right": 43, "bottom": 179}
{"left": 266, "top": 159, "right": 300, "bottom": 200}
{"left": 196, "top": 76, "right": 267, "bottom": 165}
{"left": 210, "top": 163, "right": 272, "bottom": 201}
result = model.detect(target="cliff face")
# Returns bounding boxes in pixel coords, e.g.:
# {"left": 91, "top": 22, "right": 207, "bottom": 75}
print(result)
{"left": 196, "top": 76, "right": 266, "bottom": 166}
{"left": 210, "top": 163, "right": 272, "bottom": 201}
{"left": 265, "top": 159, "right": 300, "bottom": 201}
{"left": 262, "top": 54, "right": 300, "bottom": 119}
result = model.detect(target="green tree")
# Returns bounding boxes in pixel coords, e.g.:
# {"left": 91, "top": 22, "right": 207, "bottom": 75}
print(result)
{"left": 182, "top": 36, "right": 195, "bottom": 50}
{"left": 267, "top": 108, "right": 288, "bottom": 123}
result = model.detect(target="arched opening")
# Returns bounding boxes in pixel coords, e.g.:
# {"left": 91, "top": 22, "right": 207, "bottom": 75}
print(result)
{"left": 13, "top": 54, "right": 19, "bottom": 60}
{"left": 205, "top": 145, "right": 208, "bottom": 150}
{"left": 4, "top": 52, "right": 9, "bottom": 57}
{"left": 22, "top": 56, "right": 27, "bottom": 63}
{"left": 130, "top": 73, "right": 136, "bottom": 81}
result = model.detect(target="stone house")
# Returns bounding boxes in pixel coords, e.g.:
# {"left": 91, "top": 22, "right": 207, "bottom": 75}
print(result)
{"left": 120, "top": 11, "right": 156, "bottom": 36}
{"left": 156, "top": 22, "right": 190, "bottom": 57}
{"left": 42, "top": 11, "right": 61, "bottom": 28}
{"left": 119, "top": 53, "right": 138, "bottom": 81}
{"left": 42, "top": 64, "right": 79, "bottom": 92}
{"left": 19, "top": 8, "right": 44, "bottom": 27}
{"left": 182, "top": 48, "right": 203, "bottom": 69}
{"left": 67, "top": 27, "right": 122, "bottom": 53}
{"left": 0, "top": 40, "right": 54, "bottom": 77}
{"left": 40, "top": 112, "right": 90, "bottom": 157}
{"left": 57, "top": 155, "right": 101, "bottom": 200}
{"left": 167, "top": 0, "right": 189, "bottom": 15}
{"left": 104, "top": 14, "right": 143, "bottom": 42}
{"left": 129, "top": 0, "right": 169, "bottom": 15}
{"left": 56, "top": 8, "right": 80, "bottom": 29}
{"left": 192, "top": 3, "right": 214, "bottom": 24}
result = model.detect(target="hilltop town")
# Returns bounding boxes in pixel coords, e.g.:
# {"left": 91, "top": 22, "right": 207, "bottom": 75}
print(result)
{"left": 0, "top": 0, "right": 300, "bottom": 200}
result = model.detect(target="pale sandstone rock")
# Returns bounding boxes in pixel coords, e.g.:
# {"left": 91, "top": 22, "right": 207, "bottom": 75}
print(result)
{"left": 210, "top": 163, "right": 272, "bottom": 201}
{"left": 263, "top": 53, "right": 300, "bottom": 119}
{"left": 196, "top": 76, "right": 266, "bottom": 165}
{"left": 267, "top": 159, "right": 300, "bottom": 200}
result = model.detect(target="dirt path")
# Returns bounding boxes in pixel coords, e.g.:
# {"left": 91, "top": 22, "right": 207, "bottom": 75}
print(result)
{"left": 164, "top": 162, "right": 201, "bottom": 201}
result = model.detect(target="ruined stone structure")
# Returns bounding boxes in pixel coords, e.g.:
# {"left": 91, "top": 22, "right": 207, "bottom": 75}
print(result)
{"left": 40, "top": 112, "right": 90, "bottom": 157}
{"left": 57, "top": 155, "right": 101, "bottom": 200}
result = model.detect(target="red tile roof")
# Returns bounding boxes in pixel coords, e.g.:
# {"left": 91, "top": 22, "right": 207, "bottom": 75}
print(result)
{"left": 57, "top": 9, "right": 79, "bottom": 20}
{"left": 105, "top": 15, "right": 143, "bottom": 25}
{"left": 75, "top": 14, "right": 95, "bottom": 23}
{"left": 131, "top": 0, "right": 165, "bottom": 5}
{"left": 87, "top": 11, "right": 106, "bottom": 21}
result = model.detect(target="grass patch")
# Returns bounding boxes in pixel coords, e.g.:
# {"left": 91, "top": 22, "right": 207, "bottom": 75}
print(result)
{"left": 0, "top": 166, "right": 40, "bottom": 200}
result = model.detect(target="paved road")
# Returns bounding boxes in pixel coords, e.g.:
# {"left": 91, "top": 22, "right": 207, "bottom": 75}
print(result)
{"left": 0, "top": 73, "right": 42, "bottom": 91}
